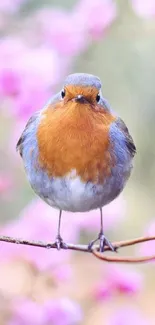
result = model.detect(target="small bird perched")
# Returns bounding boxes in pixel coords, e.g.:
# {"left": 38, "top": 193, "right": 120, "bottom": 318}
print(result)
{"left": 16, "top": 73, "right": 136, "bottom": 252}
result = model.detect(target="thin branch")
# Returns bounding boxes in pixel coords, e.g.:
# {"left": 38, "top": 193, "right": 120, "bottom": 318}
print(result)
{"left": 93, "top": 251, "right": 155, "bottom": 263}
{"left": 0, "top": 235, "right": 154, "bottom": 263}
{"left": 0, "top": 236, "right": 90, "bottom": 253}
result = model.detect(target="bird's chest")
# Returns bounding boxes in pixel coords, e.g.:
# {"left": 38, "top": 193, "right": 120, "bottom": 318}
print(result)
{"left": 36, "top": 108, "right": 115, "bottom": 184}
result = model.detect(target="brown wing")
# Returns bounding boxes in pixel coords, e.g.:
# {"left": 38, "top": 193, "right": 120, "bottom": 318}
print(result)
{"left": 16, "top": 135, "right": 23, "bottom": 157}
{"left": 116, "top": 118, "right": 136, "bottom": 157}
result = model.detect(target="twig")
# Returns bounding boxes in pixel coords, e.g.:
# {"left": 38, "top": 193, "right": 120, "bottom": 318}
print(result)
{"left": 0, "top": 235, "right": 154, "bottom": 263}
{"left": 93, "top": 251, "right": 155, "bottom": 263}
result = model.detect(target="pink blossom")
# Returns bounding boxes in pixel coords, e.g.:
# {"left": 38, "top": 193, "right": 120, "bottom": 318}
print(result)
{"left": 131, "top": 0, "right": 155, "bottom": 18}
{"left": 35, "top": 9, "right": 87, "bottom": 56}
{"left": 8, "top": 299, "right": 45, "bottom": 325}
{"left": 0, "top": 199, "right": 79, "bottom": 271}
{"left": 0, "top": 69, "right": 22, "bottom": 97}
{"left": 93, "top": 265, "right": 142, "bottom": 301}
{"left": 107, "top": 265, "right": 143, "bottom": 295}
{"left": 0, "top": 38, "right": 26, "bottom": 98}
{"left": 108, "top": 307, "right": 150, "bottom": 325}
{"left": 93, "top": 282, "right": 112, "bottom": 300}
{"left": 15, "top": 47, "right": 61, "bottom": 89}
{"left": 12, "top": 86, "right": 50, "bottom": 120}
{"left": 43, "top": 298, "right": 82, "bottom": 325}
{"left": 0, "top": 39, "right": 63, "bottom": 120}
{"left": 11, "top": 46, "right": 62, "bottom": 119}
{"left": 9, "top": 298, "right": 82, "bottom": 325}
{"left": 73, "top": 195, "right": 126, "bottom": 233}
{"left": 0, "top": 38, "right": 26, "bottom": 58}
{"left": 75, "top": 0, "right": 117, "bottom": 39}
{"left": 0, "top": 2, "right": 116, "bottom": 121}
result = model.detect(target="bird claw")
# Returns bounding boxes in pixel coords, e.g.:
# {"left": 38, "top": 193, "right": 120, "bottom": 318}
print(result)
{"left": 54, "top": 235, "right": 68, "bottom": 250}
{"left": 88, "top": 232, "right": 116, "bottom": 253}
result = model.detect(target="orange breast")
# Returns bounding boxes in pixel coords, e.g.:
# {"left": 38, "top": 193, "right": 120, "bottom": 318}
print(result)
{"left": 37, "top": 101, "right": 116, "bottom": 184}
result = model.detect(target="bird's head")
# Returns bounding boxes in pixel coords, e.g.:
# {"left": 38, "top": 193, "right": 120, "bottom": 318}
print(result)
{"left": 57, "top": 73, "right": 111, "bottom": 113}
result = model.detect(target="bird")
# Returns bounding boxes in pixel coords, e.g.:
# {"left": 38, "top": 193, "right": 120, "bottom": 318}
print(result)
{"left": 16, "top": 73, "right": 136, "bottom": 252}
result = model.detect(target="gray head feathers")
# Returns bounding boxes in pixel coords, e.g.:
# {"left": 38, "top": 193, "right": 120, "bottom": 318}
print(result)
{"left": 64, "top": 73, "right": 101, "bottom": 90}
{"left": 47, "top": 72, "right": 113, "bottom": 114}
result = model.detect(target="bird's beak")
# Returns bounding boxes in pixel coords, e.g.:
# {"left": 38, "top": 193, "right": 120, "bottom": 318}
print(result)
{"left": 74, "top": 95, "right": 88, "bottom": 104}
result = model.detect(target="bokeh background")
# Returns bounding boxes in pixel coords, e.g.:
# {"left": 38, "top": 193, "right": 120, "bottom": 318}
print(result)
{"left": 0, "top": 0, "right": 155, "bottom": 324}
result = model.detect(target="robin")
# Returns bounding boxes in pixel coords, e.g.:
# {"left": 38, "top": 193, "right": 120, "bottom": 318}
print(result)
{"left": 16, "top": 73, "right": 136, "bottom": 252}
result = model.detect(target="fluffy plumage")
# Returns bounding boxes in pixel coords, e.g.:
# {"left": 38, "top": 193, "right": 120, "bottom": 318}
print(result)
{"left": 17, "top": 73, "right": 136, "bottom": 212}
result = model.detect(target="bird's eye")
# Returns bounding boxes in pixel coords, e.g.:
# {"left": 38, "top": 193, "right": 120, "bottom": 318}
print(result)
{"left": 61, "top": 89, "right": 66, "bottom": 99}
{"left": 96, "top": 94, "right": 100, "bottom": 102}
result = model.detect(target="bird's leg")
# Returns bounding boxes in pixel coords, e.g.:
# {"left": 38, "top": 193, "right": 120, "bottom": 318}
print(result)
{"left": 54, "top": 210, "right": 68, "bottom": 250}
{"left": 88, "top": 208, "right": 116, "bottom": 253}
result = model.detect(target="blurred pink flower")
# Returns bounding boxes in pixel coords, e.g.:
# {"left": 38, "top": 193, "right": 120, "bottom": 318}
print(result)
{"left": 73, "top": 195, "right": 126, "bottom": 233}
{"left": 93, "top": 265, "right": 142, "bottom": 301}
{"left": 9, "top": 299, "right": 45, "bottom": 325}
{"left": 0, "top": 38, "right": 25, "bottom": 98}
{"left": 43, "top": 298, "right": 82, "bottom": 325}
{"left": 0, "top": 0, "right": 26, "bottom": 13}
{"left": 131, "top": 0, "right": 155, "bottom": 18}
{"left": 35, "top": 0, "right": 116, "bottom": 56}
{"left": 0, "top": 69, "right": 22, "bottom": 97}
{"left": 0, "top": 2, "right": 116, "bottom": 121}
{"left": 16, "top": 47, "right": 61, "bottom": 89}
{"left": 108, "top": 265, "right": 143, "bottom": 295}
{"left": 9, "top": 298, "right": 82, "bottom": 325}
{"left": 0, "top": 199, "right": 79, "bottom": 271}
{"left": 13, "top": 86, "right": 50, "bottom": 120}
{"left": 0, "top": 38, "right": 26, "bottom": 58}
{"left": 139, "top": 221, "right": 155, "bottom": 257}
{"left": 35, "top": 9, "right": 87, "bottom": 56}
{"left": 108, "top": 307, "right": 150, "bottom": 325}
{"left": 75, "top": 0, "right": 117, "bottom": 39}
{"left": 0, "top": 39, "right": 64, "bottom": 120}
{"left": 93, "top": 282, "right": 112, "bottom": 300}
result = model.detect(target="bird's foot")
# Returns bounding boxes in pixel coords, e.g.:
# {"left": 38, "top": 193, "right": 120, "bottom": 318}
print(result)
{"left": 88, "top": 231, "right": 116, "bottom": 253}
{"left": 54, "top": 235, "right": 68, "bottom": 250}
